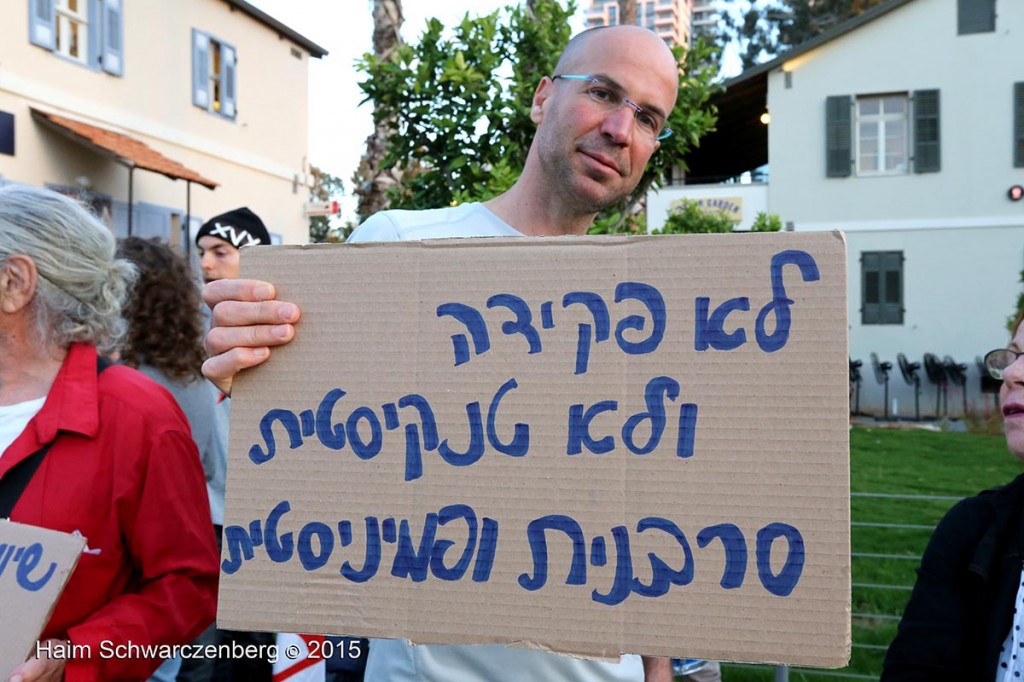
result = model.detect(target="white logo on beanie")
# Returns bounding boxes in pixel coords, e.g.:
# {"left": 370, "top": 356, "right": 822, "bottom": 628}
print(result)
{"left": 210, "top": 222, "right": 262, "bottom": 248}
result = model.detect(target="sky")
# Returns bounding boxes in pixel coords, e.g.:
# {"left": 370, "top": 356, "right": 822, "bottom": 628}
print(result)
{"left": 247, "top": 1, "right": 589, "bottom": 222}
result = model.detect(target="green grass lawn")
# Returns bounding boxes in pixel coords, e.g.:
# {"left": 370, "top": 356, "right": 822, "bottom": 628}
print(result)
{"left": 709, "top": 425, "right": 1021, "bottom": 682}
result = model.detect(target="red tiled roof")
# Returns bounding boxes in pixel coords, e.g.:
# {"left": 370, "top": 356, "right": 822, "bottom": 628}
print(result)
{"left": 31, "top": 109, "right": 218, "bottom": 190}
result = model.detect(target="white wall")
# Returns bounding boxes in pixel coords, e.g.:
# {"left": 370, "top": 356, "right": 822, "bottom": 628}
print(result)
{"left": 768, "top": 0, "right": 1024, "bottom": 226}
{"left": 647, "top": 182, "right": 769, "bottom": 231}
{"left": 845, "top": 225, "right": 1024, "bottom": 417}
{"left": 760, "top": 0, "right": 1024, "bottom": 418}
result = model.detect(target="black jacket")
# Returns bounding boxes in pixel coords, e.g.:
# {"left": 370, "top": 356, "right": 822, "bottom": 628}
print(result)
{"left": 882, "top": 473, "right": 1024, "bottom": 680}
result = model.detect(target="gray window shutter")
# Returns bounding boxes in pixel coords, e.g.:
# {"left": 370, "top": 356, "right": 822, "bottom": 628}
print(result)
{"left": 825, "top": 95, "right": 852, "bottom": 178}
{"left": 913, "top": 89, "right": 940, "bottom": 173}
{"left": 861, "top": 251, "right": 904, "bottom": 325}
{"left": 192, "top": 30, "right": 210, "bottom": 109}
{"left": 111, "top": 200, "right": 129, "bottom": 238}
{"left": 958, "top": 0, "right": 995, "bottom": 35}
{"left": 0, "top": 111, "right": 15, "bottom": 156}
{"left": 221, "top": 43, "right": 237, "bottom": 119}
{"left": 861, "top": 252, "right": 881, "bottom": 324}
{"left": 29, "top": 0, "right": 56, "bottom": 50}
{"left": 1015, "top": 83, "right": 1024, "bottom": 168}
{"left": 101, "top": 0, "right": 123, "bottom": 76}
{"left": 135, "top": 203, "right": 171, "bottom": 241}
{"left": 879, "top": 252, "right": 904, "bottom": 324}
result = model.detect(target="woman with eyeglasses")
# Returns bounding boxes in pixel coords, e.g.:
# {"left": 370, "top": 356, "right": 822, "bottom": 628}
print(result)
{"left": 882, "top": 308, "right": 1024, "bottom": 680}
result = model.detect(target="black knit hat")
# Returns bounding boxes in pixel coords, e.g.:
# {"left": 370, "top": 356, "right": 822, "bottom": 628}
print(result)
{"left": 195, "top": 207, "right": 270, "bottom": 249}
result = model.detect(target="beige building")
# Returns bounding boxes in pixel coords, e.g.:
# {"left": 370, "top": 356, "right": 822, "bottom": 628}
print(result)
{"left": 691, "top": 0, "right": 719, "bottom": 38}
{"left": 585, "top": 0, "right": 695, "bottom": 47}
{"left": 0, "top": 0, "right": 326, "bottom": 251}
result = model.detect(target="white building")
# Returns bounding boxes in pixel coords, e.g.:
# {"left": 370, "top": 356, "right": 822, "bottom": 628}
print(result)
{"left": 651, "top": 0, "right": 1024, "bottom": 419}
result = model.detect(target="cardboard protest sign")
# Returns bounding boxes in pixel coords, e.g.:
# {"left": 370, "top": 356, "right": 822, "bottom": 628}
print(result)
{"left": 219, "top": 232, "right": 851, "bottom": 667}
{"left": 0, "top": 520, "right": 85, "bottom": 676}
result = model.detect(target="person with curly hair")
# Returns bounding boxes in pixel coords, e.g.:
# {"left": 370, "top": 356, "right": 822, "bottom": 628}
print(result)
{"left": 116, "top": 236, "right": 228, "bottom": 682}
{"left": 0, "top": 185, "right": 217, "bottom": 682}
{"left": 117, "top": 236, "right": 227, "bottom": 531}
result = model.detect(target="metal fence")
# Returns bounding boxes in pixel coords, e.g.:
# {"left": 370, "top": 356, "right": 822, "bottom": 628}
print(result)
{"left": 711, "top": 491, "right": 963, "bottom": 682}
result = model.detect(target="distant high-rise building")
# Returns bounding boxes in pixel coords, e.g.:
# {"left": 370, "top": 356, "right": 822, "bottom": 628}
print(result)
{"left": 691, "top": 0, "right": 720, "bottom": 39}
{"left": 584, "top": 0, "right": 702, "bottom": 48}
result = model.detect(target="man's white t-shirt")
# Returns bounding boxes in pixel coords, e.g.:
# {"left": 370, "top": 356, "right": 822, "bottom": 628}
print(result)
{"left": 349, "top": 203, "right": 645, "bottom": 682}
{"left": 0, "top": 397, "right": 46, "bottom": 458}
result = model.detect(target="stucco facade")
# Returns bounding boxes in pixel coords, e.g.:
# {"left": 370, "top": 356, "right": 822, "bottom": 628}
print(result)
{"left": 652, "top": 0, "right": 1024, "bottom": 418}
{"left": 0, "top": 0, "right": 325, "bottom": 248}
{"left": 770, "top": 0, "right": 1024, "bottom": 418}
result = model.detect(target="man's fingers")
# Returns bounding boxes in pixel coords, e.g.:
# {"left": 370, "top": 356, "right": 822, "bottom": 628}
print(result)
{"left": 211, "top": 299, "right": 300, "bottom": 328}
{"left": 202, "top": 346, "right": 273, "bottom": 394}
{"left": 202, "top": 323, "right": 292, "bottom": 395}
{"left": 204, "top": 323, "right": 295, "bottom": 357}
{"left": 202, "top": 278, "right": 277, "bottom": 308}
{"left": 199, "top": 279, "right": 300, "bottom": 396}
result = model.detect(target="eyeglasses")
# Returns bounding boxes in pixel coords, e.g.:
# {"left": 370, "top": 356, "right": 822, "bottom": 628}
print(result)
{"left": 551, "top": 74, "right": 673, "bottom": 141}
{"left": 983, "top": 348, "right": 1024, "bottom": 380}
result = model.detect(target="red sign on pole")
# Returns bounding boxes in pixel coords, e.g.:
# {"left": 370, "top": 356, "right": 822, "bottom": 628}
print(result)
{"left": 305, "top": 201, "right": 339, "bottom": 217}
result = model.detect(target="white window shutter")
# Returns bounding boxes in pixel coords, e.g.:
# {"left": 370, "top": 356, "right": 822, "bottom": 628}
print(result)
{"left": 29, "top": 0, "right": 56, "bottom": 50}
{"left": 192, "top": 30, "right": 210, "bottom": 109}
{"left": 221, "top": 44, "right": 237, "bottom": 119}
{"left": 101, "top": 0, "right": 123, "bottom": 75}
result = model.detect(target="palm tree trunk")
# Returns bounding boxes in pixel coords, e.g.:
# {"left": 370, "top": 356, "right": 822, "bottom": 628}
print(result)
{"left": 354, "top": 0, "right": 404, "bottom": 223}
{"left": 618, "top": 0, "right": 637, "bottom": 25}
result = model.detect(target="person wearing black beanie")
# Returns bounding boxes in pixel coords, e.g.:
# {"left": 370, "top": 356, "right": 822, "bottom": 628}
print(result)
{"left": 191, "top": 207, "right": 275, "bottom": 682}
{"left": 195, "top": 207, "right": 270, "bottom": 284}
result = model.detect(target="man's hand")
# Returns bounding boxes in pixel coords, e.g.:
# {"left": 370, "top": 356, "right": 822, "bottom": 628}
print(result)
{"left": 202, "top": 278, "right": 301, "bottom": 395}
{"left": 6, "top": 640, "right": 66, "bottom": 682}
{"left": 641, "top": 655, "right": 673, "bottom": 682}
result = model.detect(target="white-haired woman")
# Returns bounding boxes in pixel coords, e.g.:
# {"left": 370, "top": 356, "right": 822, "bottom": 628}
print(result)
{"left": 0, "top": 185, "right": 218, "bottom": 682}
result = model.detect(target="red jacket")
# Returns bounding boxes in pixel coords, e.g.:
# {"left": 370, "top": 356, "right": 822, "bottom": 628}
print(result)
{"left": 1, "top": 344, "right": 219, "bottom": 681}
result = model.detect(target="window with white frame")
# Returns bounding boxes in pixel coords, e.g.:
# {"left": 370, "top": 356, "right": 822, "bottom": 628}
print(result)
{"left": 856, "top": 95, "right": 908, "bottom": 176}
{"left": 192, "top": 30, "right": 237, "bottom": 120}
{"left": 55, "top": 0, "right": 87, "bottom": 63}
{"left": 29, "top": 0, "right": 123, "bottom": 75}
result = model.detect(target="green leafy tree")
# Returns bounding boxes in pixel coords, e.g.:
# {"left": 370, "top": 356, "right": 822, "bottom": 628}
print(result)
{"left": 653, "top": 199, "right": 734, "bottom": 234}
{"left": 718, "top": 2, "right": 776, "bottom": 70}
{"left": 358, "top": 2, "right": 574, "bottom": 211}
{"left": 751, "top": 210, "right": 782, "bottom": 232}
{"left": 356, "top": 0, "right": 719, "bottom": 224}
{"left": 308, "top": 165, "right": 350, "bottom": 243}
{"left": 720, "top": 0, "right": 886, "bottom": 69}
{"left": 651, "top": 204, "right": 783, "bottom": 235}
{"left": 774, "top": 0, "right": 885, "bottom": 50}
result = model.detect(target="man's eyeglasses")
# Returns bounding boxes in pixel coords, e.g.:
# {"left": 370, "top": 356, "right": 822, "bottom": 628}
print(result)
{"left": 551, "top": 74, "right": 673, "bottom": 141}
{"left": 983, "top": 348, "right": 1024, "bottom": 380}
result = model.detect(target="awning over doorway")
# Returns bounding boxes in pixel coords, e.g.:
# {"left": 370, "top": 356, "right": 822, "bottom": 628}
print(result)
{"left": 30, "top": 108, "right": 218, "bottom": 189}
